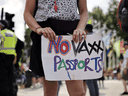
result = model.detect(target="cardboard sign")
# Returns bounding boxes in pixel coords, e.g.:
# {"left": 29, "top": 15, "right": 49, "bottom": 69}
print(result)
{"left": 41, "top": 33, "right": 103, "bottom": 81}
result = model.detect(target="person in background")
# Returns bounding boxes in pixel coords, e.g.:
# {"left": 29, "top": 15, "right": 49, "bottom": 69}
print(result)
{"left": 117, "top": 53, "right": 124, "bottom": 80}
{"left": 24, "top": 0, "right": 88, "bottom": 96}
{"left": 98, "top": 68, "right": 105, "bottom": 88}
{"left": 22, "top": 62, "right": 43, "bottom": 88}
{"left": 31, "top": 72, "right": 43, "bottom": 88}
{"left": 13, "top": 38, "right": 24, "bottom": 95}
{"left": 112, "top": 67, "right": 118, "bottom": 79}
{"left": 121, "top": 43, "right": 128, "bottom": 95}
{"left": 19, "top": 63, "right": 28, "bottom": 89}
{"left": 83, "top": 24, "right": 99, "bottom": 96}
{"left": 0, "top": 20, "right": 17, "bottom": 96}
{"left": 14, "top": 39, "right": 24, "bottom": 70}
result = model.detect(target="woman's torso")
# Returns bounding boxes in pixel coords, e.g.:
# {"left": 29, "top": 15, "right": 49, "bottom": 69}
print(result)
{"left": 34, "top": 0, "right": 80, "bottom": 21}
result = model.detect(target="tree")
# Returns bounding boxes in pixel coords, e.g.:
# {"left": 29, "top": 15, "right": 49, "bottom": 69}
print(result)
{"left": 24, "top": 28, "right": 32, "bottom": 49}
{"left": 89, "top": 0, "right": 128, "bottom": 41}
{"left": 89, "top": 6, "right": 106, "bottom": 27}
{"left": 105, "top": 0, "right": 128, "bottom": 41}
{"left": 21, "top": 28, "right": 32, "bottom": 63}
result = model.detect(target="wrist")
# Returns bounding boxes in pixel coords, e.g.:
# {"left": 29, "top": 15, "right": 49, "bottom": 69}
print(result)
{"left": 78, "top": 29, "right": 84, "bottom": 31}
{"left": 75, "top": 29, "right": 85, "bottom": 33}
{"left": 76, "top": 28, "right": 84, "bottom": 30}
{"left": 35, "top": 27, "right": 42, "bottom": 33}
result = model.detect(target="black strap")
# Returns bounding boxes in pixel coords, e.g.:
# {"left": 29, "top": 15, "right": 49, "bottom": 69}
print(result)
{"left": 33, "top": 0, "right": 38, "bottom": 17}
{"left": 77, "top": 0, "right": 79, "bottom": 9}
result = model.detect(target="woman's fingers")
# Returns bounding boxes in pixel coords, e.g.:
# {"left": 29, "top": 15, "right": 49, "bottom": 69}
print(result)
{"left": 73, "top": 29, "right": 86, "bottom": 43}
{"left": 79, "top": 31, "right": 83, "bottom": 42}
{"left": 79, "top": 29, "right": 86, "bottom": 41}
{"left": 73, "top": 31, "right": 77, "bottom": 42}
{"left": 75, "top": 31, "right": 79, "bottom": 43}
{"left": 42, "top": 30, "right": 48, "bottom": 38}
{"left": 48, "top": 27, "right": 56, "bottom": 40}
{"left": 73, "top": 30, "right": 80, "bottom": 43}
{"left": 37, "top": 27, "right": 87, "bottom": 42}
{"left": 82, "top": 30, "right": 86, "bottom": 40}
{"left": 46, "top": 31, "right": 51, "bottom": 40}
{"left": 36, "top": 27, "right": 56, "bottom": 41}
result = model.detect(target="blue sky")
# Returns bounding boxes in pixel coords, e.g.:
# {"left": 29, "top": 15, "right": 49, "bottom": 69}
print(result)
{"left": 0, "top": 0, "right": 120, "bottom": 41}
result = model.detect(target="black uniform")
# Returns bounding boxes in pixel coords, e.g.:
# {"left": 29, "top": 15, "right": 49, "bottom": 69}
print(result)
{"left": 0, "top": 38, "right": 24, "bottom": 96}
{"left": 0, "top": 53, "right": 14, "bottom": 96}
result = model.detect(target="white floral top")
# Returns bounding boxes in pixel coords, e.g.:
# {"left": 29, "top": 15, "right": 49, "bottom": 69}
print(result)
{"left": 34, "top": 0, "right": 80, "bottom": 21}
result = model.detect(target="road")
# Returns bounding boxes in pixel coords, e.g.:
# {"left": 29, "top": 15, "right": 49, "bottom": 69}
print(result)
{"left": 18, "top": 80, "right": 127, "bottom": 96}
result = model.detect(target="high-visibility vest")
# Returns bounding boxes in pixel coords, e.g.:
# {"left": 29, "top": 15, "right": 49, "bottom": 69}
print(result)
{"left": 87, "top": 19, "right": 92, "bottom": 24}
{"left": 19, "top": 62, "right": 21, "bottom": 67}
{"left": 0, "top": 29, "right": 17, "bottom": 56}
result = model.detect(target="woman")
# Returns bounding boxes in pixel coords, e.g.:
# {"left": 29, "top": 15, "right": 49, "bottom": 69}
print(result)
{"left": 24, "top": 0, "right": 88, "bottom": 96}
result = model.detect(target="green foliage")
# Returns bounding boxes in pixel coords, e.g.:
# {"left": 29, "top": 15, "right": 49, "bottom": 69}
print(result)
{"left": 90, "top": 6, "right": 106, "bottom": 27}
{"left": 89, "top": 0, "right": 128, "bottom": 40}
{"left": 105, "top": 0, "right": 128, "bottom": 40}
{"left": 105, "top": 0, "right": 119, "bottom": 30}
{"left": 21, "top": 49, "right": 26, "bottom": 63}
{"left": 24, "top": 28, "right": 32, "bottom": 49}
{"left": 21, "top": 28, "right": 32, "bottom": 63}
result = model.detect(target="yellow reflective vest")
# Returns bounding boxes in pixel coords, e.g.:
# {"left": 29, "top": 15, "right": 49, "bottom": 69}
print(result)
{"left": 87, "top": 19, "right": 92, "bottom": 24}
{"left": 0, "top": 29, "right": 17, "bottom": 56}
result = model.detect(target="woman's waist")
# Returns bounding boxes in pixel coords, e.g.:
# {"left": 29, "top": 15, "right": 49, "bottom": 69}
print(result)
{"left": 39, "top": 18, "right": 79, "bottom": 34}
{"left": 37, "top": 18, "right": 79, "bottom": 26}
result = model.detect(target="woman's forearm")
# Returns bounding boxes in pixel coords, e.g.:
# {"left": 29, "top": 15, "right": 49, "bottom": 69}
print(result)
{"left": 24, "top": 0, "right": 41, "bottom": 32}
{"left": 76, "top": 11, "right": 88, "bottom": 30}
{"left": 76, "top": 0, "right": 88, "bottom": 31}
{"left": 24, "top": 12, "right": 41, "bottom": 32}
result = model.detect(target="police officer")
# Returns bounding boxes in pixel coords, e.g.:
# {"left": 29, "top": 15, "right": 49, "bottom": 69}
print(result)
{"left": 13, "top": 38, "right": 24, "bottom": 96}
{"left": 0, "top": 20, "right": 17, "bottom": 96}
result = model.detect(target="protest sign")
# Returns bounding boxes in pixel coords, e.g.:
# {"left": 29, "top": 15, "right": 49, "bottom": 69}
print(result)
{"left": 41, "top": 33, "right": 103, "bottom": 81}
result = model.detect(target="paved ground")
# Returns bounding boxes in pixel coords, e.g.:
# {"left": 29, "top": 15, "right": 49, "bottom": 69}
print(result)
{"left": 18, "top": 80, "right": 128, "bottom": 96}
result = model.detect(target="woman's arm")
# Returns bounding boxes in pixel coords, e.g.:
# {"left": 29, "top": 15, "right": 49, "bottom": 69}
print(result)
{"left": 77, "top": 0, "right": 88, "bottom": 30}
{"left": 24, "top": 0, "right": 40, "bottom": 32}
{"left": 24, "top": 0, "right": 56, "bottom": 40}
{"left": 73, "top": 0, "right": 88, "bottom": 43}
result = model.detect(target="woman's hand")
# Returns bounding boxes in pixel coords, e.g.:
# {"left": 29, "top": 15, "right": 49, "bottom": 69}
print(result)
{"left": 73, "top": 0, "right": 88, "bottom": 43}
{"left": 73, "top": 29, "right": 86, "bottom": 43}
{"left": 36, "top": 27, "right": 56, "bottom": 41}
